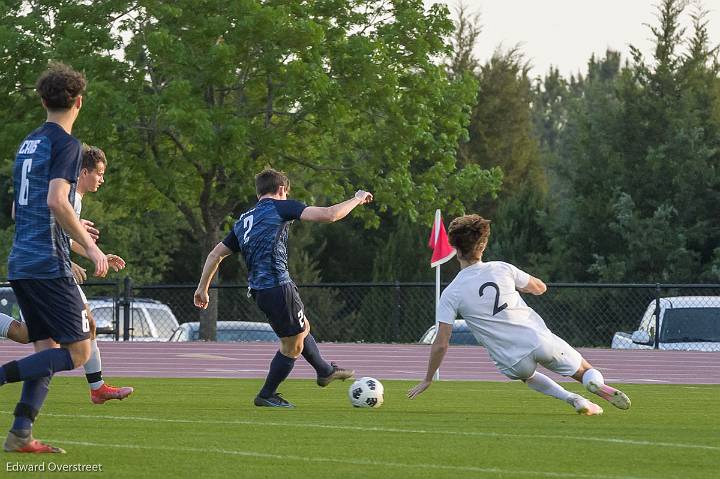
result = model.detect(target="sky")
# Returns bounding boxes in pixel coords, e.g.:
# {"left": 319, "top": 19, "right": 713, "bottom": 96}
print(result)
{"left": 424, "top": 0, "right": 720, "bottom": 78}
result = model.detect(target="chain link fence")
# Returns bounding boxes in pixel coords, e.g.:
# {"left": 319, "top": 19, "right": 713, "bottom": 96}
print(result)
{"left": 1, "top": 281, "right": 719, "bottom": 350}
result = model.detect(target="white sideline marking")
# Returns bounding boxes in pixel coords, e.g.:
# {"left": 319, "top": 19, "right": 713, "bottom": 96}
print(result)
{"left": 4, "top": 411, "right": 717, "bottom": 452}
{"left": 177, "top": 353, "right": 234, "bottom": 360}
{"left": 43, "top": 438, "right": 651, "bottom": 479}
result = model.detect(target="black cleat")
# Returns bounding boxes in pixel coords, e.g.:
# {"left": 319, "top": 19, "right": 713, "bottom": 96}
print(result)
{"left": 317, "top": 362, "right": 355, "bottom": 387}
{"left": 254, "top": 393, "right": 295, "bottom": 408}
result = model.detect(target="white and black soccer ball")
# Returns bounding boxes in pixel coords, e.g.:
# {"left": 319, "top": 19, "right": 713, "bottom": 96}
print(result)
{"left": 348, "top": 377, "right": 384, "bottom": 408}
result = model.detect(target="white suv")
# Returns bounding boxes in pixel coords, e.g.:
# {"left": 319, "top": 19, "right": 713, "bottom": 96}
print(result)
{"left": 611, "top": 296, "right": 720, "bottom": 351}
{"left": 89, "top": 298, "right": 179, "bottom": 341}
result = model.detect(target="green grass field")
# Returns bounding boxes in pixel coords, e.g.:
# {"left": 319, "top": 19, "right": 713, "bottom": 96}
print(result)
{"left": 1, "top": 378, "right": 718, "bottom": 478}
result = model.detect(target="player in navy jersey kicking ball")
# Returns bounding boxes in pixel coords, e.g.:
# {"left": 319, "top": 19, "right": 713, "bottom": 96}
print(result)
{"left": 408, "top": 215, "right": 631, "bottom": 416}
{"left": 0, "top": 63, "right": 109, "bottom": 453}
{"left": 0, "top": 145, "right": 133, "bottom": 405}
{"left": 194, "top": 168, "right": 373, "bottom": 407}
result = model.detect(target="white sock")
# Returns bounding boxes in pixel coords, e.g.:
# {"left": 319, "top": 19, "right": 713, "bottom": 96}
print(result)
{"left": 524, "top": 372, "right": 573, "bottom": 402}
{"left": 84, "top": 339, "right": 105, "bottom": 390}
{"left": 0, "top": 313, "right": 15, "bottom": 337}
{"left": 582, "top": 368, "right": 604, "bottom": 389}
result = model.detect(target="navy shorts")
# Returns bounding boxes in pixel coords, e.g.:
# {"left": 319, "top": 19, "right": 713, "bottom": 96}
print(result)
{"left": 10, "top": 277, "right": 89, "bottom": 344}
{"left": 252, "top": 282, "right": 307, "bottom": 338}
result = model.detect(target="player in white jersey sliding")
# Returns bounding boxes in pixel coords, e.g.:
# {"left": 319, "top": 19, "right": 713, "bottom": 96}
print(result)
{"left": 0, "top": 145, "right": 133, "bottom": 404}
{"left": 407, "top": 214, "right": 631, "bottom": 416}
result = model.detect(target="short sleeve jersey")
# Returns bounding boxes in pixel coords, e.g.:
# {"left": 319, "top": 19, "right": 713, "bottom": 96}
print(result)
{"left": 73, "top": 193, "right": 82, "bottom": 218}
{"left": 8, "top": 122, "right": 81, "bottom": 280}
{"left": 436, "top": 261, "right": 552, "bottom": 368}
{"left": 223, "top": 198, "right": 306, "bottom": 290}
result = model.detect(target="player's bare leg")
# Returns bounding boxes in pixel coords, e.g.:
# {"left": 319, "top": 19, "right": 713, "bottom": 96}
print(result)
{"left": 572, "top": 359, "right": 631, "bottom": 410}
{"left": 83, "top": 309, "right": 133, "bottom": 404}
{"left": 0, "top": 313, "right": 29, "bottom": 344}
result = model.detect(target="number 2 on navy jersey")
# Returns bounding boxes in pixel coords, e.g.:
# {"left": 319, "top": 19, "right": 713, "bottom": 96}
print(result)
{"left": 18, "top": 159, "right": 32, "bottom": 206}
{"left": 479, "top": 282, "right": 508, "bottom": 315}
{"left": 242, "top": 215, "right": 254, "bottom": 244}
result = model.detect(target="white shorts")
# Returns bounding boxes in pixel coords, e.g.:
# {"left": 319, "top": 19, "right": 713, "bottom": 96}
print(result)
{"left": 498, "top": 333, "right": 583, "bottom": 380}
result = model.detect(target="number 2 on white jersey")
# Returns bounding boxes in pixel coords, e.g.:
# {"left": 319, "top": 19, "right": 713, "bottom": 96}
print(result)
{"left": 18, "top": 158, "right": 32, "bottom": 206}
{"left": 242, "top": 215, "right": 254, "bottom": 244}
{"left": 479, "top": 282, "right": 508, "bottom": 315}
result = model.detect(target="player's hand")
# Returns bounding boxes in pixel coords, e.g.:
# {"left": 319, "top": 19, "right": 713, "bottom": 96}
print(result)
{"left": 107, "top": 254, "right": 126, "bottom": 272}
{"left": 86, "top": 244, "right": 109, "bottom": 277}
{"left": 407, "top": 380, "right": 432, "bottom": 399}
{"left": 194, "top": 289, "right": 209, "bottom": 309}
{"left": 80, "top": 219, "right": 100, "bottom": 242}
{"left": 70, "top": 261, "right": 87, "bottom": 284}
{"left": 354, "top": 190, "right": 374, "bottom": 204}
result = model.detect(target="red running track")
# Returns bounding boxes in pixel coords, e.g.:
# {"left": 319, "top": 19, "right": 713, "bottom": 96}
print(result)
{"left": 0, "top": 341, "right": 718, "bottom": 384}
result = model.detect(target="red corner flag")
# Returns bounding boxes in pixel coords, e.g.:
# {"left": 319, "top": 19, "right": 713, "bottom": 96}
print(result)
{"left": 429, "top": 210, "right": 455, "bottom": 267}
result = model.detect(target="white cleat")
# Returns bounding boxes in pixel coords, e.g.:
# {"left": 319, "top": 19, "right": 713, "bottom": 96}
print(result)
{"left": 569, "top": 395, "right": 604, "bottom": 416}
{"left": 587, "top": 380, "right": 631, "bottom": 410}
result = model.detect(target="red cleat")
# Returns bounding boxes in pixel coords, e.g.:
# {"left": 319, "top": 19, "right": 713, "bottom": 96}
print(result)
{"left": 91, "top": 383, "right": 134, "bottom": 404}
{"left": 3, "top": 431, "right": 66, "bottom": 454}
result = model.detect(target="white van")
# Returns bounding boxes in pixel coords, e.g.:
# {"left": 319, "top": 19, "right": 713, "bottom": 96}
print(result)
{"left": 89, "top": 298, "right": 179, "bottom": 341}
{"left": 611, "top": 296, "right": 720, "bottom": 351}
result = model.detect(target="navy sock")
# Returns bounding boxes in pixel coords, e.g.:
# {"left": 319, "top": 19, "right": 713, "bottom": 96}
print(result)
{"left": 259, "top": 351, "right": 296, "bottom": 398}
{"left": 12, "top": 376, "right": 52, "bottom": 432}
{"left": 0, "top": 348, "right": 74, "bottom": 385}
{"left": 301, "top": 334, "right": 333, "bottom": 377}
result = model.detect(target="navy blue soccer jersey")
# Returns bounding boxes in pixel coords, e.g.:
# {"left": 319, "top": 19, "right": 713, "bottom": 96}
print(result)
{"left": 8, "top": 122, "right": 81, "bottom": 280}
{"left": 223, "top": 198, "right": 307, "bottom": 290}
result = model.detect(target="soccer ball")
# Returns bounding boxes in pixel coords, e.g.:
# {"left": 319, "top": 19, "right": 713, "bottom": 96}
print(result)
{"left": 348, "top": 377, "right": 384, "bottom": 408}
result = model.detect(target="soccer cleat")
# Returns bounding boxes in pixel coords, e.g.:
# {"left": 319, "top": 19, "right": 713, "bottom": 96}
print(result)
{"left": 586, "top": 380, "right": 631, "bottom": 410}
{"left": 570, "top": 395, "right": 604, "bottom": 416}
{"left": 3, "top": 431, "right": 66, "bottom": 454}
{"left": 317, "top": 362, "right": 355, "bottom": 387}
{"left": 91, "top": 383, "right": 134, "bottom": 404}
{"left": 254, "top": 393, "right": 295, "bottom": 408}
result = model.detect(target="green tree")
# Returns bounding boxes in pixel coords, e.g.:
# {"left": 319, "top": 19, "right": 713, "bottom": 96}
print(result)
{"left": 112, "top": 0, "right": 498, "bottom": 337}
{"left": 0, "top": 1, "right": 502, "bottom": 338}
{"left": 546, "top": 0, "right": 720, "bottom": 282}
{"left": 0, "top": 1, "right": 182, "bottom": 282}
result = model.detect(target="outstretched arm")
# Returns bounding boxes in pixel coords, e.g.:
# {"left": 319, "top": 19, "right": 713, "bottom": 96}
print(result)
{"left": 300, "top": 190, "right": 373, "bottom": 223}
{"left": 194, "top": 242, "right": 234, "bottom": 309}
{"left": 518, "top": 276, "right": 547, "bottom": 295}
{"left": 407, "top": 322, "right": 453, "bottom": 399}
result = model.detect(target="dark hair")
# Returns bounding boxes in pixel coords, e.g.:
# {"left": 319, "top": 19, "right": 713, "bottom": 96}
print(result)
{"left": 36, "top": 62, "right": 86, "bottom": 111}
{"left": 81, "top": 144, "right": 107, "bottom": 172}
{"left": 255, "top": 168, "right": 289, "bottom": 196}
{"left": 447, "top": 215, "right": 492, "bottom": 261}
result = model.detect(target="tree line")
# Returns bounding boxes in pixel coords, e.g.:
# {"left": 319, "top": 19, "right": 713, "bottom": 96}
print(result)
{"left": 0, "top": 0, "right": 718, "bottom": 287}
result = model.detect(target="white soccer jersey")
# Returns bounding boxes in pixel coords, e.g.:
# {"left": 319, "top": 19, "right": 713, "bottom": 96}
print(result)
{"left": 73, "top": 193, "right": 82, "bottom": 218}
{"left": 436, "top": 261, "right": 552, "bottom": 369}
{"left": 71, "top": 192, "right": 88, "bottom": 303}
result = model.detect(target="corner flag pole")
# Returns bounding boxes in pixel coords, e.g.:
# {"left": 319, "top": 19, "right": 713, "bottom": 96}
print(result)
{"left": 429, "top": 209, "right": 456, "bottom": 381}
{"left": 434, "top": 253, "right": 441, "bottom": 381}
{"left": 433, "top": 210, "right": 442, "bottom": 381}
